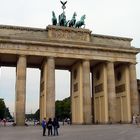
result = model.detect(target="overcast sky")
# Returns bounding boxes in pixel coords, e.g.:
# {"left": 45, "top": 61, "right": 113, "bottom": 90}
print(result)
{"left": 0, "top": 0, "right": 140, "bottom": 114}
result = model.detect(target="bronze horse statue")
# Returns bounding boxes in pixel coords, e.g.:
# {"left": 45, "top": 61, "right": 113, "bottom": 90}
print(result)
{"left": 67, "top": 12, "right": 77, "bottom": 27}
{"left": 58, "top": 12, "right": 67, "bottom": 26}
{"left": 75, "top": 15, "right": 86, "bottom": 28}
{"left": 52, "top": 11, "right": 57, "bottom": 25}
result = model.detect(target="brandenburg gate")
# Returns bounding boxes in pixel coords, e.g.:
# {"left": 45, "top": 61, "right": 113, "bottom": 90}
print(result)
{"left": 0, "top": 2, "right": 139, "bottom": 125}
{"left": 0, "top": 24, "right": 139, "bottom": 125}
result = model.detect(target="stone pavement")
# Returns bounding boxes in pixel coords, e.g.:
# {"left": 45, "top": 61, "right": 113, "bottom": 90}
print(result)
{"left": 0, "top": 124, "right": 140, "bottom": 140}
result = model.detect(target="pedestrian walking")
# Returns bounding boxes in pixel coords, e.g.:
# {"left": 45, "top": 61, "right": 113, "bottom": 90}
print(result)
{"left": 41, "top": 118, "right": 47, "bottom": 136}
{"left": 52, "top": 118, "right": 60, "bottom": 136}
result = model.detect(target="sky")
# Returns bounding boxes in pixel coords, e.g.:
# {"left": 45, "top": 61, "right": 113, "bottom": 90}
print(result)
{"left": 0, "top": 0, "right": 140, "bottom": 114}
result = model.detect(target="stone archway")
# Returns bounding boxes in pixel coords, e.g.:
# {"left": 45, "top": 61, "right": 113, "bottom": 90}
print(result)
{"left": 0, "top": 25, "right": 139, "bottom": 125}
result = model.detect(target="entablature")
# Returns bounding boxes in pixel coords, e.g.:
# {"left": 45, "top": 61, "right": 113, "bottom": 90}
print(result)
{"left": 0, "top": 25, "right": 135, "bottom": 49}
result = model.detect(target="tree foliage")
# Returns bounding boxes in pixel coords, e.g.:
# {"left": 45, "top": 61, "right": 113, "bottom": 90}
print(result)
{"left": 55, "top": 97, "right": 71, "bottom": 120}
{"left": 25, "top": 109, "right": 40, "bottom": 121}
{"left": 5, "top": 107, "right": 12, "bottom": 119}
{"left": 0, "top": 99, "right": 12, "bottom": 119}
{"left": 0, "top": 99, "right": 6, "bottom": 119}
{"left": 34, "top": 109, "right": 40, "bottom": 121}
{"left": 26, "top": 97, "right": 71, "bottom": 121}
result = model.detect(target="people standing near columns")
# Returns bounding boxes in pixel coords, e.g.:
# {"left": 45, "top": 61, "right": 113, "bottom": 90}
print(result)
{"left": 41, "top": 118, "right": 47, "bottom": 136}
{"left": 52, "top": 118, "right": 60, "bottom": 136}
{"left": 47, "top": 118, "right": 53, "bottom": 136}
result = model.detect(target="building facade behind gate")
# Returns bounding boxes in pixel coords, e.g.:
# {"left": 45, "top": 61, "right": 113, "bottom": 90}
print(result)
{"left": 0, "top": 25, "right": 139, "bottom": 125}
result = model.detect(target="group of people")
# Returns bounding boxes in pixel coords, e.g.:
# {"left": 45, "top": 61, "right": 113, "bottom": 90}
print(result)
{"left": 42, "top": 117, "right": 60, "bottom": 136}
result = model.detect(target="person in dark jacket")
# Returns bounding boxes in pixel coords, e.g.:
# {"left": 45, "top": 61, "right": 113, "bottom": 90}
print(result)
{"left": 41, "top": 118, "right": 47, "bottom": 136}
{"left": 47, "top": 118, "right": 53, "bottom": 136}
{"left": 52, "top": 118, "right": 60, "bottom": 136}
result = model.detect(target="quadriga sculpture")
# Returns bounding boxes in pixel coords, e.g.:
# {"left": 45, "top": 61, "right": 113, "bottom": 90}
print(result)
{"left": 52, "top": 11, "right": 57, "bottom": 25}
{"left": 68, "top": 12, "right": 77, "bottom": 27}
{"left": 75, "top": 15, "right": 86, "bottom": 28}
{"left": 58, "top": 12, "right": 67, "bottom": 26}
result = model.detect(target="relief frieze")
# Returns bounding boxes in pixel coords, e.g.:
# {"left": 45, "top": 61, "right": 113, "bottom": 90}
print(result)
{"left": 47, "top": 25, "right": 91, "bottom": 42}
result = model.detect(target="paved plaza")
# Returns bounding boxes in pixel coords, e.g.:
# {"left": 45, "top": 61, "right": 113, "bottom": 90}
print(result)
{"left": 0, "top": 124, "right": 140, "bottom": 140}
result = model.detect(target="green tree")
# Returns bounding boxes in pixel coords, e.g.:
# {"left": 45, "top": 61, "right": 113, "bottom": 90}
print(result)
{"left": 0, "top": 99, "right": 13, "bottom": 120}
{"left": 25, "top": 109, "right": 40, "bottom": 121}
{"left": 0, "top": 98, "right": 6, "bottom": 119}
{"left": 32, "top": 97, "right": 70, "bottom": 121}
{"left": 55, "top": 97, "right": 71, "bottom": 120}
{"left": 5, "top": 107, "right": 12, "bottom": 119}
{"left": 34, "top": 109, "right": 40, "bottom": 121}
{"left": 25, "top": 113, "right": 34, "bottom": 120}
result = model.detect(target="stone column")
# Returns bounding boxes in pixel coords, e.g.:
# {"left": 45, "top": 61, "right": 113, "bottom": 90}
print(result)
{"left": 46, "top": 57, "right": 55, "bottom": 119}
{"left": 70, "top": 70, "right": 72, "bottom": 124}
{"left": 91, "top": 71, "right": 95, "bottom": 123}
{"left": 82, "top": 60, "right": 92, "bottom": 124}
{"left": 107, "top": 61, "right": 116, "bottom": 123}
{"left": 125, "top": 65, "right": 131, "bottom": 122}
{"left": 71, "top": 62, "right": 84, "bottom": 124}
{"left": 15, "top": 55, "right": 27, "bottom": 126}
{"left": 39, "top": 68, "right": 44, "bottom": 122}
{"left": 129, "top": 63, "right": 139, "bottom": 115}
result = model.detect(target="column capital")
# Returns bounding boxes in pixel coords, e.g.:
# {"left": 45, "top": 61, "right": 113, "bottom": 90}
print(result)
{"left": 129, "top": 62, "right": 137, "bottom": 65}
{"left": 41, "top": 57, "right": 55, "bottom": 69}
{"left": 82, "top": 59, "right": 90, "bottom": 65}
{"left": 18, "top": 54, "right": 26, "bottom": 58}
{"left": 83, "top": 59, "right": 90, "bottom": 61}
{"left": 47, "top": 56, "right": 55, "bottom": 60}
{"left": 106, "top": 60, "right": 115, "bottom": 64}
